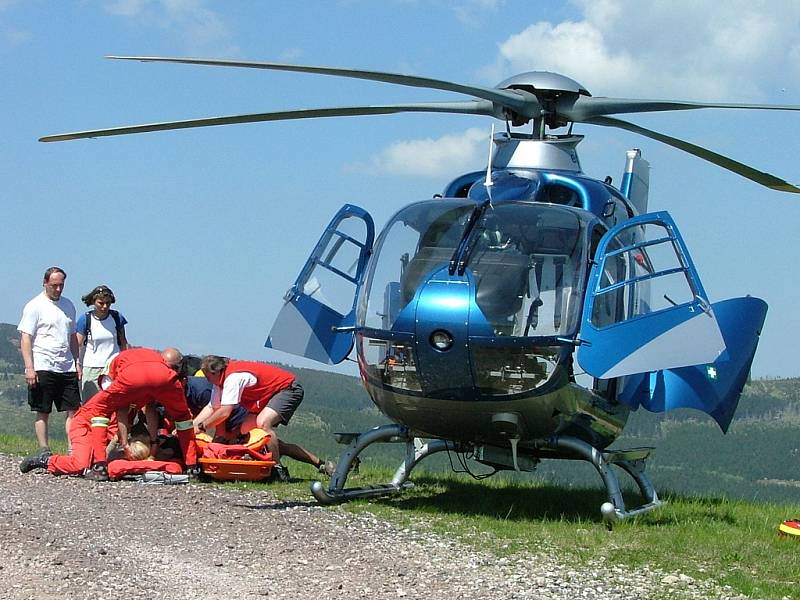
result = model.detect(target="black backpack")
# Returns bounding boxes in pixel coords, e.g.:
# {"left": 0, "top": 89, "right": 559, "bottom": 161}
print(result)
{"left": 83, "top": 309, "right": 124, "bottom": 346}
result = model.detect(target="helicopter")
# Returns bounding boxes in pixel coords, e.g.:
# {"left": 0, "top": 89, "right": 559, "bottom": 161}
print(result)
{"left": 40, "top": 56, "right": 799, "bottom": 523}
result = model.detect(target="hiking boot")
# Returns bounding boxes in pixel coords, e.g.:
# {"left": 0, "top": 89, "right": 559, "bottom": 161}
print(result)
{"left": 185, "top": 465, "right": 202, "bottom": 480}
{"left": 83, "top": 463, "right": 109, "bottom": 482}
{"left": 271, "top": 464, "right": 290, "bottom": 483}
{"left": 318, "top": 459, "right": 337, "bottom": 477}
{"left": 19, "top": 447, "right": 52, "bottom": 473}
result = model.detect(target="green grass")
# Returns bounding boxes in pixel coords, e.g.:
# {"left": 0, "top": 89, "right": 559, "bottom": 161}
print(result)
{"left": 0, "top": 433, "right": 68, "bottom": 455}
{"left": 259, "top": 462, "right": 800, "bottom": 600}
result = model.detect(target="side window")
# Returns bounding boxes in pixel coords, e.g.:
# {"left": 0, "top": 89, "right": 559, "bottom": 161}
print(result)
{"left": 591, "top": 235, "right": 628, "bottom": 328}
{"left": 603, "top": 197, "right": 630, "bottom": 227}
{"left": 591, "top": 222, "right": 695, "bottom": 328}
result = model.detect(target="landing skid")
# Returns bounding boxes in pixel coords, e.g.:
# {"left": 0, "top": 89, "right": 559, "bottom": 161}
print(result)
{"left": 541, "top": 436, "right": 663, "bottom": 525}
{"left": 310, "top": 425, "right": 662, "bottom": 525}
{"left": 311, "top": 424, "right": 456, "bottom": 504}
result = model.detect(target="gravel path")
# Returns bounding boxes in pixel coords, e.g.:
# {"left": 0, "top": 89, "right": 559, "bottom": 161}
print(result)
{"left": 0, "top": 453, "right": 749, "bottom": 600}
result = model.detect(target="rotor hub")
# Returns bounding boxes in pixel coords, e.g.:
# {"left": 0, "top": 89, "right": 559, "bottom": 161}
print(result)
{"left": 496, "top": 71, "right": 591, "bottom": 130}
{"left": 496, "top": 71, "right": 591, "bottom": 97}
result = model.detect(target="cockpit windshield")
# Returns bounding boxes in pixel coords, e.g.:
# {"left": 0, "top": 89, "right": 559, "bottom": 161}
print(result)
{"left": 358, "top": 199, "right": 475, "bottom": 331}
{"left": 359, "top": 199, "right": 591, "bottom": 338}
{"left": 466, "top": 203, "right": 588, "bottom": 336}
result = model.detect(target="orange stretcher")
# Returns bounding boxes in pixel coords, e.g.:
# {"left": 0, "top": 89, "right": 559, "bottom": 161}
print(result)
{"left": 196, "top": 429, "right": 276, "bottom": 482}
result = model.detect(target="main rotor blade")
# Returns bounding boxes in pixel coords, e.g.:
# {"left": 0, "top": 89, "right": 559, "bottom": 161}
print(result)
{"left": 585, "top": 115, "right": 800, "bottom": 193}
{"left": 39, "top": 101, "right": 497, "bottom": 142}
{"left": 566, "top": 96, "right": 800, "bottom": 121}
{"left": 107, "top": 55, "right": 532, "bottom": 114}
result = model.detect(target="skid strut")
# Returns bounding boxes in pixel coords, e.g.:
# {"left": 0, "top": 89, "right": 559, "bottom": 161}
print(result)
{"left": 311, "top": 424, "right": 455, "bottom": 504}
{"left": 544, "top": 436, "right": 662, "bottom": 524}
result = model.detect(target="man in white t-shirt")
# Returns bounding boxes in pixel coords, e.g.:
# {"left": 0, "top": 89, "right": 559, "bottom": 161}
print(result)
{"left": 17, "top": 267, "right": 82, "bottom": 451}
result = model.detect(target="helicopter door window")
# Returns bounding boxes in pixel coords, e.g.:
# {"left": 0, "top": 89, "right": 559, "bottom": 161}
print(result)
{"left": 302, "top": 229, "right": 364, "bottom": 317}
{"left": 592, "top": 222, "right": 695, "bottom": 327}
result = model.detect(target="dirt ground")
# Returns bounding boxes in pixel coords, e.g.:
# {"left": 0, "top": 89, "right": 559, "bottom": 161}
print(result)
{"left": 0, "top": 453, "right": 748, "bottom": 600}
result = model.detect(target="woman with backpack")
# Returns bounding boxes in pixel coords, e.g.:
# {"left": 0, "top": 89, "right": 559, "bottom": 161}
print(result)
{"left": 76, "top": 285, "right": 129, "bottom": 402}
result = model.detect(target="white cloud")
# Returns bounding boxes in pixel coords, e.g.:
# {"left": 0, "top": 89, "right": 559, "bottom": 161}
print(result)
{"left": 453, "top": 0, "right": 503, "bottom": 28}
{"left": 496, "top": 20, "right": 640, "bottom": 93}
{"left": 487, "top": 0, "right": 800, "bottom": 100}
{"left": 102, "top": 0, "right": 236, "bottom": 55}
{"left": 350, "top": 127, "right": 489, "bottom": 177}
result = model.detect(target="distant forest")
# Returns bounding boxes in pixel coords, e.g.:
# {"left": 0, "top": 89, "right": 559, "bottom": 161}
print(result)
{"left": 0, "top": 324, "right": 23, "bottom": 372}
{"left": 1, "top": 323, "right": 798, "bottom": 504}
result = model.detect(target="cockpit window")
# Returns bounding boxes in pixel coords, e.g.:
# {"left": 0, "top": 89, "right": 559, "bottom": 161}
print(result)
{"left": 358, "top": 200, "right": 592, "bottom": 339}
{"left": 358, "top": 200, "right": 475, "bottom": 331}
{"left": 466, "top": 203, "right": 588, "bottom": 336}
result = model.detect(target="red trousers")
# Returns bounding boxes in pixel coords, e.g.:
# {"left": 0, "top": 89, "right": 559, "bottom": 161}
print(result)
{"left": 48, "top": 412, "right": 95, "bottom": 475}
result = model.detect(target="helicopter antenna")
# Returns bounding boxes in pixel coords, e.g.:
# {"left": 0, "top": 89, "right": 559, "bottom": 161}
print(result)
{"left": 484, "top": 123, "right": 494, "bottom": 191}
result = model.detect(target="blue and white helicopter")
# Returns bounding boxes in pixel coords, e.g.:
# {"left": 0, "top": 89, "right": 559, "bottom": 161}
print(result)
{"left": 42, "top": 57, "right": 800, "bottom": 523}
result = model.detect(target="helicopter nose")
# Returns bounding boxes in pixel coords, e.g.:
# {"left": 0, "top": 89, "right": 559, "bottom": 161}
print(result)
{"left": 413, "top": 271, "right": 473, "bottom": 398}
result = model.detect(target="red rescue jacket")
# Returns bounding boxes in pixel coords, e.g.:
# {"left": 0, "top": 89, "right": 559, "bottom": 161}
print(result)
{"left": 220, "top": 360, "right": 295, "bottom": 413}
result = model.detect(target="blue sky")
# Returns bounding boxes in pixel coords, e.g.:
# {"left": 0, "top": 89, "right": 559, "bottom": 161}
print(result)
{"left": 2, "top": 0, "right": 799, "bottom": 377}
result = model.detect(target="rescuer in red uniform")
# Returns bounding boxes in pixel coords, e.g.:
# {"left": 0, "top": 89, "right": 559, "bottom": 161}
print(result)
{"left": 193, "top": 356, "right": 304, "bottom": 467}
{"left": 19, "top": 347, "right": 199, "bottom": 480}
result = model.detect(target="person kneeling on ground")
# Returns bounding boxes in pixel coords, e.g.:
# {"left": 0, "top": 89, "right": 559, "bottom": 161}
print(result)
{"left": 20, "top": 347, "right": 199, "bottom": 480}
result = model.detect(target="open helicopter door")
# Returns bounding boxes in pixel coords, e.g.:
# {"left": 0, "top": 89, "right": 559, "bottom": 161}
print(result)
{"left": 577, "top": 211, "right": 726, "bottom": 379}
{"left": 265, "top": 204, "right": 374, "bottom": 364}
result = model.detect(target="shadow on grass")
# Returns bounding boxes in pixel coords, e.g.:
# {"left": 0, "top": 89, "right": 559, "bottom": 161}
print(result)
{"left": 237, "top": 499, "right": 317, "bottom": 511}
{"left": 372, "top": 475, "right": 626, "bottom": 523}
{"left": 364, "top": 474, "right": 741, "bottom": 526}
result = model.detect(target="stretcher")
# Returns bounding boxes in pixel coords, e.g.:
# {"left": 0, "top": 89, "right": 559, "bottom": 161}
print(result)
{"left": 196, "top": 429, "right": 276, "bottom": 482}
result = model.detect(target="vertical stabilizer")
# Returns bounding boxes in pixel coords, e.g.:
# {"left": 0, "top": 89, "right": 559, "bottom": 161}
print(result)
{"left": 620, "top": 149, "right": 649, "bottom": 215}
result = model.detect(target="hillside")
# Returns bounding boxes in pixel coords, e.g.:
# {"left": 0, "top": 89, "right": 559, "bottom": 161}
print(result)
{"left": 2, "top": 323, "right": 799, "bottom": 503}
{"left": 0, "top": 323, "right": 23, "bottom": 372}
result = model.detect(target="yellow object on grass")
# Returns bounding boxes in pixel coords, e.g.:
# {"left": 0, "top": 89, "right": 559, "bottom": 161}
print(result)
{"left": 778, "top": 519, "right": 800, "bottom": 538}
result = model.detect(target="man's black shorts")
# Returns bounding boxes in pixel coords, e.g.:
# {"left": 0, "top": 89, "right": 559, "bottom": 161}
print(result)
{"left": 28, "top": 371, "right": 81, "bottom": 413}
{"left": 267, "top": 381, "right": 304, "bottom": 425}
